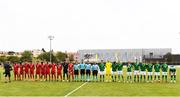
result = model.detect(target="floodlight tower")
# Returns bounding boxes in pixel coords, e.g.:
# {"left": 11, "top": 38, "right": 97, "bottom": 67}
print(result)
{"left": 48, "top": 35, "right": 54, "bottom": 64}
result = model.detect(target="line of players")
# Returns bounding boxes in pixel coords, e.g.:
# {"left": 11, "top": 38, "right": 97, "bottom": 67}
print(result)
{"left": 13, "top": 60, "right": 177, "bottom": 83}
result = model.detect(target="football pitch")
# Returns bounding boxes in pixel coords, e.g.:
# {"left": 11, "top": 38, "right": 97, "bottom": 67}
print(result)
{"left": 0, "top": 68, "right": 179, "bottom": 96}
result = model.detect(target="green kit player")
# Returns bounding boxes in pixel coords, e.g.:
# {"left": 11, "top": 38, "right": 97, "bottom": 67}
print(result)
{"left": 169, "top": 65, "right": 176, "bottom": 83}
{"left": 147, "top": 62, "right": 153, "bottom": 82}
{"left": 161, "top": 62, "right": 168, "bottom": 82}
{"left": 154, "top": 61, "right": 161, "bottom": 82}
{"left": 127, "top": 62, "right": 133, "bottom": 83}
{"left": 99, "top": 60, "right": 105, "bottom": 82}
{"left": 116, "top": 61, "right": 124, "bottom": 82}
{"left": 111, "top": 62, "right": 117, "bottom": 82}
{"left": 133, "top": 62, "right": 140, "bottom": 82}
{"left": 140, "top": 62, "right": 147, "bottom": 82}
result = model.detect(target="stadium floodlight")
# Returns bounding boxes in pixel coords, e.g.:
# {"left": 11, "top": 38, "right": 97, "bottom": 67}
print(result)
{"left": 48, "top": 35, "right": 54, "bottom": 64}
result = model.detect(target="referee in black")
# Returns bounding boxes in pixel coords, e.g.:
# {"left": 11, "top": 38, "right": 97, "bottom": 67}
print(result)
{"left": 4, "top": 61, "right": 12, "bottom": 83}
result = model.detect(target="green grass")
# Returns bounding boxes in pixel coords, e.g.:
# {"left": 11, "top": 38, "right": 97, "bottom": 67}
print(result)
{"left": 0, "top": 67, "right": 179, "bottom": 96}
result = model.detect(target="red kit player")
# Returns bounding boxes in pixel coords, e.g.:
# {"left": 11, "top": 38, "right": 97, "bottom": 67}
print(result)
{"left": 29, "top": 62, "right": 35, "bottom": 80}
{"left": 24, "top": 62, "right": 30, "bottom": 80}
{"left": 57, "top": 62, "right": 62, "bottom": 81}
{"left": 51, "top": 63, "right": 56, "bottom": 81}
{"left": 13, "top": 62, "right": 19, "bottom": 80}
{"left": 41, "top": 62, "right": 46, "bottom": 81}
{"left": 19, "top": 63, "right": 24, "bottom": 80}
{"left": 36, "top": 62, "right": 41, "bottom": 80}
{"left": 45, "top": 62, "right": 51, "bottom": 81}
{"left": 68, "top": 62, "right": 74, "bottom": 81}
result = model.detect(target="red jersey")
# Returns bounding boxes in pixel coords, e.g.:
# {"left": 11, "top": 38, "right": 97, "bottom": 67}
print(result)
{"left": 36, "top": 64, "right": 41, "bottom": 74}
{"left": 41, "top": 63, "right": 45, "bottom": 75}
{"left": 13, "top": 63, "right": 19, "bottom": 72}
{"left": 51, "top": 64, "right": 56, "bottom": 74}
{"left": 24, "top": 63, "right": 30, "bottom": 73}
{"left": 45, "top": 64, "right": 50, "bottom": 74}
{"left": 68, "top": 63, "right": 74, "bottom": 72}
{"left": 30, "top": 64, "right": 35, "bottom": 74}
{"left": 57, "top": 64, "right": 62, "bottom": 74}
{"left": 19, "top": 65, "right": 24, "bottom": 74}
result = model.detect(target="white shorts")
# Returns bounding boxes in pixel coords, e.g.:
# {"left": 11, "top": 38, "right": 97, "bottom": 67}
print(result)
{"left": 140, "top": 71, "right": 146, "bottom": 75}
{"left": 148, "top": 72, "right": 153, "bottom": 75}
{"left": 134, "top": 70, "right": 140, "bottom": 75}
{"left": 154, "top": 72, "right": 160, "bottom": 76}
{"left": 112, "top": 71, "right": 117, "bottom": 75}
{"left": 117, "top": 71, "right": 123, "bottom": 75}
{"left": 127, "top": 72, "right": 132, "bottom": 76}
{"left": 162, "top": 72, "right": 167, "bottom": 75}
{"left": 170, "top": 72, "right": 176, "bottom": 76}
{"left": 99, "top": 71, "right": 105, "bottom": 75}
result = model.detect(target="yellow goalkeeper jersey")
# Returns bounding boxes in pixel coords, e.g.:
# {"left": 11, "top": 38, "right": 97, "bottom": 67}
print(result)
{"left": 105, "top": 62, "right": 112, "bottom": 74}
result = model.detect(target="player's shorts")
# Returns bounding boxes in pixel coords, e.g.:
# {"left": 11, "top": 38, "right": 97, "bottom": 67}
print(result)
{"left": 36, "top": 71, "right": 40, "bottom": 75}
{"left": 148, "top": 72, "right": 153, "bottom": 75}
{"left": 134, "top": 70, "right": 140, "bottom": 75}
{"left": 127, "top": 72, "right": 132, "bottom": 76}
{"left": 106, "top": 69, "right": 111, "bottom": 75}
{"left": 162, "top": 72, "right": 167, "bottom": 75}
{"left": 51, "top": 71, "right": 56, "bottom": 74}
{"left": 46, "top": 71, "right": 50, "bottom": 75}
{"left": 19, "top": 71, "right": 23, "bottom": 75}
{"left": 74, "top": 70, "right": 79, "bottom": 75}
{"left": 170, "top": 72, "right": 176, "bottom": 76}
{"left": 30, "top": 71, "right": 34, "bottom": 74}
{"left": 112, "top": 71, "right": 117, "bottom": 75}
{"left": 57, "top": 71, "right": 62, "bottom": 75}
{"left": 154, "top": 72, "right": 160, "bottom": 76}
{"left": 80, "top": 69, "right": 85, "bottom": 75}
{"left": 99, "top": 71, "right": 105, "bottom": 75}
{"left": 93, "top": 70, "right": 98, "bottom": 76}
{"left": 86, "top": 70, "right": 90, "bottom": 75}
{"left": 140, "top": 71, "right": 146, "bottom": 75}
{"left": 68, "top": 71, "right": 74, "bottom": 75}
{"left": 14, "top": 71, "right": 18, "bottom": 75}
{"left": 117, "top": 71, "right": 123, "bottom": 75}
{"left": 5, "top": 72, "right": 11, "bottom": 77}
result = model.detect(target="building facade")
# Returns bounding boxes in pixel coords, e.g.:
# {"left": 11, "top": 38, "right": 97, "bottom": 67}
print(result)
{"left": 77, "top": 48, "right": 172, "bottom": 62}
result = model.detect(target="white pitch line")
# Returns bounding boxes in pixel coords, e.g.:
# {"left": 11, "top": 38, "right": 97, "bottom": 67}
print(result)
{"left": 64, "top": 82, "right": 88, "bottom": 97}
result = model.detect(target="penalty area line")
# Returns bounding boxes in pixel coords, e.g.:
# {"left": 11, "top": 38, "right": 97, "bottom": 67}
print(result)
{"left": 64, "top": 82, "right": 88, "bottom": 97}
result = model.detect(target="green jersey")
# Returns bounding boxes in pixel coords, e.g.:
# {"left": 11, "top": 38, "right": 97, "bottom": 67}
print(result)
{"left": 169, "top": 66, "right": 176, "bottom": 73}
{"left": 161, "top": 63, "right": 168, "bottom": 72}
{"left": 134, "top": 63, "right": 140, "bottom": 70}
{"left": 140, "top": 63, "right": 146, "bottom": 71}
{"left": 116, "top": 63, "right": 123, "bottom": 71}
{"left": 147, "top": 64, "right": 153, "bottom": 72}
{"left": 99, "top": 63, "right": 105, "bottom": 71}
{"left": 127, "top": 64, "right": 133, "bottom": 72}
{"left": 154, "top": 64, "right": 160, "bottom": 72}
{"left": 112, "top": 63, "right": 117, "bottom": 71}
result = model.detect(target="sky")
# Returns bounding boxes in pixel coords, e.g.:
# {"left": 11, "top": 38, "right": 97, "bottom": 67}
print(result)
{"left": 0, "top": 0, "right": 180, "bottom": 53}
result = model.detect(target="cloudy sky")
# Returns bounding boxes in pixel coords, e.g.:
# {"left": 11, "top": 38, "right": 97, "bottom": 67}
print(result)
{"left": 0, "top": 0, "right": 180, "bottom": 53}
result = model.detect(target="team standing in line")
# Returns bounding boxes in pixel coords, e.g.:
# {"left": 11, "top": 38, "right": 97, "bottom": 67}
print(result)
{"left": 12, "top": 60, "right": 176, "bottom": 83}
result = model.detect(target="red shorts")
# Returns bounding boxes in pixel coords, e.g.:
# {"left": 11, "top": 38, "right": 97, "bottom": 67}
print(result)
{"left": 20, "top": 71, "right": 23, "bottom": 75}
{"left": 41, "top": 71, "right": 45, "bottom": 75}
{"left": 51, "top": 71, "right": 55, "bottom": 74}
{"left": 46, "top": 71, "right": 50, "bottom": 75}
{"left": 30, "top": 71, "right": 34, "bottom": 74}
{"left": 14, "top": 71, "right": 18, "bottom": 75}
{"left": 36, "top": 71, "right": 40, "bottom": 75}
{"left": 57, "top": 71, "right": 62, "bottom": 75}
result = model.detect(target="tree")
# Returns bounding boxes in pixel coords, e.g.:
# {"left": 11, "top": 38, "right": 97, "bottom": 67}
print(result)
{"left": 56, "top": 52, "right": 67, "bottom": 62}
{"left": 163, "top": 52, "right": 172, "bottom": 62}
{"left": 69, "top": 54, "right": 74, "bottom": 61}
{"left": 21, "top": 51, "right": 33, "bottom": 62}
{"left": 7, "top": 56, "right": 20, "bottom": 63}
{"left": 0, "top": 56, "right": 7, "bottom": 63}
{"left": 37, "top": 52, "right": 57, "bottom": 63}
